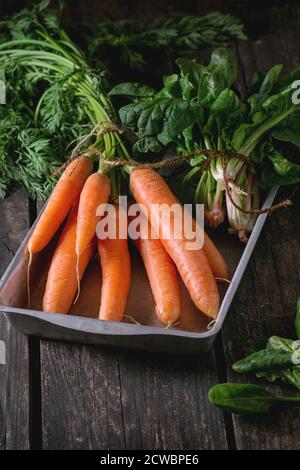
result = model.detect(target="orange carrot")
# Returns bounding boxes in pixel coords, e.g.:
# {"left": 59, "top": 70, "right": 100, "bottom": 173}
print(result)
{"left": 98, "top": 204, "right": 131, "bottom": 321}
{"left": 131, "top": 210, "right": 181, "bottom": 325}
{"left": 172, "top": 198, "right": 230, "bottom": 280}
{"left": 76, "top": 172, "right": 111, "bottom": 259}
{"left": 43, "top": 203, "right": 95, "bottom": 314}
{"left": 130, "top": 168, "right": 220, "bottom": 318}
{"left": 203, "top": 232, "right": 230, "bottom": 281}
{"left": 28, "top": 156, "right": 92, "bottom": 255}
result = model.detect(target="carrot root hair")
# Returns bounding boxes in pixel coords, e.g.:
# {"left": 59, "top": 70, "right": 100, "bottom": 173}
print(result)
{"left": 123, "top": 315, "right": 142, "bottom": 326}
{"left": 165, "top": 320, "right": 181, "bottom": 329}
{"left": 73, "top": 254, "right": 81, "bottom": 304}
{"left": 207, "top": 319, "right": 217, "bottom": 330}
{"left": 27, "top": 249, "right": 32, "bottom": 308}
{"left": 215, "top": 277, "right": 232, "bottom": 284}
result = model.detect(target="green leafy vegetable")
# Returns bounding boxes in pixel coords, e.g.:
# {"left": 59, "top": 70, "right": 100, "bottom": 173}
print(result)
{"left": 255, "top": 336, "right": 300, "bottom": 389}
{"left": 114, "top": 48, "right": 300, "bottom": 240}
{"left": 87, "top": 13, "right": 246, "bottom": 71}
{"left": 0, "top": 2, "right": 90, "bottom": 198}
{"left": 108, "top": 82, "right": 156, "bottom": 99}
{"left": 261, "top": 150, "right": 300, "bottom": 187}
{"left": 272, "top": 111, "right": 300, "bottom": 148}
{"left": 117, "top": 73, "right": 203, "bottom": 154}
{"left": 232, "top": 349, "right": 294, "bottom": 373}
{"left": 0, "top": 1, "right": 130, "bottom": 199}
{"left": 210, "top": 302, "right": 300, "bottom": 416}
{"left": 208, "top": 383, "right": 300, "bottom": 415}
{"left": 231, "top": 309, "right": 300, "bottom": 391}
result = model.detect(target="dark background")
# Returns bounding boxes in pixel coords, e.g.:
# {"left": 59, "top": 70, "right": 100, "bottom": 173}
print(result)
{"left": 0, "top": 0, "right": 300, "bottom": 38}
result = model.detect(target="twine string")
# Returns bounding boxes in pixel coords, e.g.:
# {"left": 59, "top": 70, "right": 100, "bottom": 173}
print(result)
{"left": 52, "top": 121, "right": 124, "bottom": 177}
{"left": 54, "top": 120, "right": 292, "bottom": 216}
{"left": 220, "top": 156, "right": 292, "bottom": 216}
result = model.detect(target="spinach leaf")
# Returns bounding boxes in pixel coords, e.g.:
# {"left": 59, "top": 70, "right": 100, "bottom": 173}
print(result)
{"left": 108, "top": 82, "right": 156, "bottom": 99}
{"left": 235, "top": 335, "right": 300, "bottom": 389}
{"left": 209, "top": 47, "right": 237, "bottom": 87}
{"left": 272, "top": 110, "right": 300, "bottom": 148}
{"left": 208, "top": 383, "right": 300, "bottom": 415}
{"left": 132, "top": 136, "right": 162, "bottom": 154}
{"left": 204, "top": 88, "right": 246, "bottom": 145}
{"left": 118, "top": 71, "right": 203, "bottom": 153}
{"left": 120, "top": 97, "right": 202, "bottom": 150}
{"left": 248, "top": 64, "right": 283, "bottom": 118}
{"left": 256, "top": 335, "right": 300, "bottom": 389}
{"left": 231, "top": 123, "right": 254, "bottom": 151}
{"left": 267, "top": 335, "right": 295, "bottom": 352}
{"left": 262, "top": 86, "right": 297, "bottom": 116}
{"left": 261, "top": 150, "right": 300, "bottom": 187}
{"left": 259, "top": 64, "right": 282, "bottom": 96}
{"left": 176, "top": 48, "right": 236, "bottom": 106}
{"left": 232, "top": 349, "right": 293, "bottom": 374}
{"left": 256, "top": 367, "right": 300, "bottom": 390}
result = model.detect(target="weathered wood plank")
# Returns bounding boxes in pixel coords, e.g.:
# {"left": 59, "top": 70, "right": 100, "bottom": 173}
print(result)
{"left": 115, "top": 349, "right": 226, "bottom": 450}
{"left": 41, "top": 341, "right": 227, "bottom": 449}
{"left": 41, "top": 343, "right": 126, "bottom": 450}
{"left": 221, "top": 30, "right": 300, "bottom": 450}
{"left": 0, "top": 188, "right": 30, "bottom": 450}
{"left": 224, "top": 192, "right": 300, "bottom": 450}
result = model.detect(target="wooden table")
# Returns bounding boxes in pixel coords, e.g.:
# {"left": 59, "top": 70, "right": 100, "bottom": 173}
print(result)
{"left": 1, "top": 28, "right": 300, "bottom": 450}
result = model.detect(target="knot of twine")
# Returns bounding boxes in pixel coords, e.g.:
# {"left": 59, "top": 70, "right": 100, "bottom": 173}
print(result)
{"left": 52, "top": 121, "right": 125, "bottom": 177}
{"left": 55, "top": 120, "right": 293, "bottom": 217}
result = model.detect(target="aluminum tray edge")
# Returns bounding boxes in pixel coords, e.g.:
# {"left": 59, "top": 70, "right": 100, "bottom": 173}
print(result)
{"left": 0, "top": 187, "right": 278, "bottom": 353}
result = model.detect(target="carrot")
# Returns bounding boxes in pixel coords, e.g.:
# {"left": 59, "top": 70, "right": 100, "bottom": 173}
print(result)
{"left": 183, "top": 214, "right": 230, "bottom": 280}
{"left": 76, "top": 172, "right": 111, "bottom": 259}
{"left": 130, "top": 170, "right": 229, "bottom": 280}
{"left": 130, "top": 168, "right": 220, "bottom": 318}
{"left": 28, "top": 156, "right": 92, "bottom": 255}
{"left": 98, "top": 204, "right": 131, "bottom": 321}
{"left": 43, "top": 203, "right": 95, "bottom": 314}
{"left": 203, "top": 232, "right": 230, "bottom": 281}
{"left": 168, "top": 197, "right": 230, "bottom": 280}
{"left": 130, "top": 209, "right": 181, "bottom": 325}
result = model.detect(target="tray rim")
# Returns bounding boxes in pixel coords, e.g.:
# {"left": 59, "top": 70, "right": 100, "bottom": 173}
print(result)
{"left": 0, "top": 186, "right": 278, "bottom": 341}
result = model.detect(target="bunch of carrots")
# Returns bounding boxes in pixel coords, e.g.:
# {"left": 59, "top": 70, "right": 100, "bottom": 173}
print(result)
{"left": 27, "top": 154, "right": 230, "bottom": 326}
{"left": 0, "top": 17, "right": 230, "bottom": 326}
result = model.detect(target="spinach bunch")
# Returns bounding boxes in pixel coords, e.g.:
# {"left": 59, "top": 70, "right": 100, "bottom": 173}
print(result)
{"left": 111, "top": 49, "right": 300, "bottom": 241}
{"left": 208, "top": 301, "right": 300, "bottom": 415}
{"left": 232, "top": 300, "right": 300, "bottom": 389}
{"left": 110, "top": 48, "right": 236, "bottom": 154}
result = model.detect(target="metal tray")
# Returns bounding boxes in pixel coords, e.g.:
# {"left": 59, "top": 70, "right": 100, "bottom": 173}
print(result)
{"left": 0, "top": 187, "right": 278, "bottom": 354}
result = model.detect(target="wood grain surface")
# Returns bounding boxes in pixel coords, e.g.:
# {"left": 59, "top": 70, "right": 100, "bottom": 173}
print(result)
{"left": 0, "top": 24, "right": 299, "bottom": 450}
